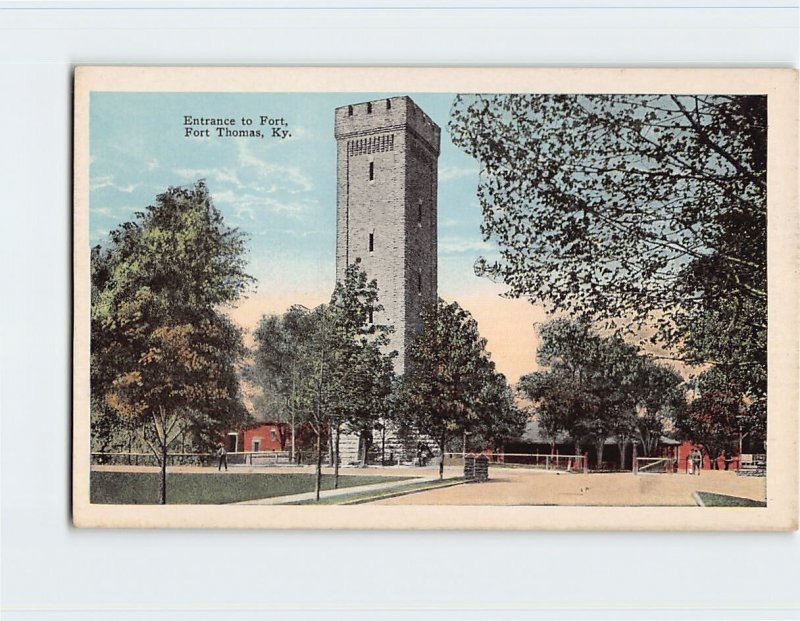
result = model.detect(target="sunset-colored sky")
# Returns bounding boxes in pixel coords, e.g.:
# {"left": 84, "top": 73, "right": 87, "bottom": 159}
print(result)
{"left": 90, "top": 92, "right": 549, "bottom": 382}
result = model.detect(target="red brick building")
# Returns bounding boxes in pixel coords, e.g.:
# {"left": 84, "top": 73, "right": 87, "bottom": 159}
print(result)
{"left": 225, "top": 422, "right": 288, "bottom": 453}
{"left": 676, "top": 441, "right": 740, "bottom": 472}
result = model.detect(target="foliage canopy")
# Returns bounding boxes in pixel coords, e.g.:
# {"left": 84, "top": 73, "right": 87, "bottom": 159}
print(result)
{"left": 450, "top": 94, "right": 767, "bottom": 429}
{"left": 91, "top": 181, "right": 253, "bottom": 502}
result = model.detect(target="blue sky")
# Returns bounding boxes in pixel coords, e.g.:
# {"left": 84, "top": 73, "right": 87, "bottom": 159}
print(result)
{"left": 89, "top": 92, "right": 542, "bottom": 381}
{"left": 90, "top": 91, "right": 498, "bottom": 299}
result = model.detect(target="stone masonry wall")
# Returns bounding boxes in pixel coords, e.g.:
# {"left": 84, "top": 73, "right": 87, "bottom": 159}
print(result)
{"left": 334, "top": 96, "right": 440, "bottom": 375}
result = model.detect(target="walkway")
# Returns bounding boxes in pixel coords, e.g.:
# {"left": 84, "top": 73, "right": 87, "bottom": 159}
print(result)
{"left": 234, "top": 474, "right": 454, "bottom": 505}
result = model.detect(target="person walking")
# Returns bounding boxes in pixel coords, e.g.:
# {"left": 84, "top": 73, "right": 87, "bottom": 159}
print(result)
{"left": 693, "top": 449, "right": 702, "bottom": 476}
{"left": 216, "top": 443, "right": 228, "bottom": 471}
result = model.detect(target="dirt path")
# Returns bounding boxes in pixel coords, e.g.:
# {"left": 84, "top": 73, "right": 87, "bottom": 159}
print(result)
{"left": 373, "top": 469, "right": 766, "bottom": 506}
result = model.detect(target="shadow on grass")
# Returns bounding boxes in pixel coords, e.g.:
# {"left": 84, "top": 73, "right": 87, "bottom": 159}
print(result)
{"left": 694, "top": 491, "right": 766, "bottom": 507}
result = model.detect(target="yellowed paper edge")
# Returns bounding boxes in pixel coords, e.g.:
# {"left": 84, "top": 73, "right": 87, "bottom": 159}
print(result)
{"left": 73, "top": 66, "right": 799, "bottom": 530}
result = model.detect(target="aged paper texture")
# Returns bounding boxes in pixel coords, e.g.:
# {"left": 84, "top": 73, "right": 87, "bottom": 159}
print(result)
{"left": 73, "top": 67, "right": 798, "bottom": 529}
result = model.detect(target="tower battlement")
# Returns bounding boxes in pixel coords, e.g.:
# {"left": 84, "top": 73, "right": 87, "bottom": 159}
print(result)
{"left": 335, "top": 96, "right": 440, "bottom": 156}
{"left": 335, "top": 96, "right": 440, "bottom": 375}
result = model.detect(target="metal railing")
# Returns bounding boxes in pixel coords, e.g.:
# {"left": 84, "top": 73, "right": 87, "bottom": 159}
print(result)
{"left": 442, "top": 452, "right": 588, "bottom": 472}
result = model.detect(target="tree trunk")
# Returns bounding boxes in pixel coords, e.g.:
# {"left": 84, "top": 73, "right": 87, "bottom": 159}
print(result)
{"left": 333, "top": 422, "right": 341, "bottom": 489}
{"left": 159, "top": 439, "right": 167, "bottom": 505}
{"left": 595, "top": 439, "right": 605, "bottom": 470}
{"left": 315, "top": 431, "right": 323, "bottom": 501}
{"left": 439, "top": 434, "right": 446, "bottom": 480}
{"left": 360, "top": 432, "right": 371, "bottom": 468}
{"left": 290, "top": 396, "right": 296, "bottom": 464}
{"left": 617, "top": 440, "right": 627, "bottom": 471}
{"left": 327, "top": 422, "right": 334, "bottom": 466}
{"left": 381, "top": 424, "right": 386, "bottom": 466}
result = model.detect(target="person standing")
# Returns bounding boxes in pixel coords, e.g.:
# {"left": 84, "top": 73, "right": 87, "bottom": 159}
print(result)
{"left": 217, "top": 443, "right": 228, "bottom": 471}
{"left": 693, "top": 449, "right": 702, "bottom": 476}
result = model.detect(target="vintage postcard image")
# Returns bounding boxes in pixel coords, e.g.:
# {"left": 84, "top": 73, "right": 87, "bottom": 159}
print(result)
{"left": 73, "top": 67, "right": 798, "bottom": 529}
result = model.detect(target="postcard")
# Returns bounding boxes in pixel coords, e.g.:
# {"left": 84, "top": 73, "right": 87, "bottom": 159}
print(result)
{"left": 73, "top": 67, "right": 798, "bottom": 529}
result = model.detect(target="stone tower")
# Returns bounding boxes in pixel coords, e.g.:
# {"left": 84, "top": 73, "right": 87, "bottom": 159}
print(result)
{"left": 335, "top": 96, "right": 440, "bottom": 374}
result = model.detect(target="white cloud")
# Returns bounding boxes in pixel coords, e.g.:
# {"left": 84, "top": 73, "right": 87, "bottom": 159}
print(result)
{"left": 211, "top": 189, "right": 237, "bottom": 203}
{"left": 91, "top": 206, "right": 127, "bottom": 218}
{"left": 174, "top": 167, "right": 243, "bottom": 188}
{"left": 216, "top": 191, "right": 314, "bottom": 221}
{"left": 90, "top": 175, "right": 137, "bottom": 193}
{"left": 289, "top": 125, "right": 309, "bottom": 140}
{"left": 439, "top": 165, "right": 478, "bottom": 182}
{"left": 237, "top": 141, "right": 313, "bottom": 193}
{"left": 438, "top": 236, "right": 495, "bottom": 254}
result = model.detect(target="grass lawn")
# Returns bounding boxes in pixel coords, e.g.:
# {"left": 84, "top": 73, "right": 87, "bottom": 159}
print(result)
{"left": 695, "top": 491, "right": 767, "bottom": 507}
{"left": 91, "top": 471, "right": 412, "bottom": 504}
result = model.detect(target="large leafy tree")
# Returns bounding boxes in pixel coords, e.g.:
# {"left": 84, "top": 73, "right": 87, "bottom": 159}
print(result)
{"left": 450, "top": 94, "right": 766, "bottom": 437}
{"left": 252, "top": 304, "right": 314, "bottom": 462}
{"left": 629, "top": 360, "right": 686, "bottom": 457}
{"left": 519, "top": 319, "right": 685, "bottom": 468}
{"left": 467, "top": 368, "right": 527, "bottom": 453}
{"left": 520, "top": 321, "right": 612, "bottom": 465}
{"left": 324, "top": 260, "right": 395, "bottom": 484}
{"left": 677, "top": 367, "right": 758, "bottom": 466}
{"left": 676, "top": 387, "right": 743, "bottom": 468}
{"left": 340, "top": 338, "right": 395, "bottom": 468}
{"left": 403, "top": 299, "right": 518, "bottom": 479}
{"left": 91, "top": 181, "right": 254, "bottom": 504}
{"left": 253, "top": 261, "right": 395, "bottom": 498}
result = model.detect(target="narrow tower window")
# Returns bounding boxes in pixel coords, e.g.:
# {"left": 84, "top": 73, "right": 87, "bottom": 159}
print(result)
{"left": 418, "top": 199, "right": 423, "bottom": 224}
{"left": 417, "top": 271, "right": 422, "bottom": 295}
{"left": 369, "top": 232, "right": 374, "bottom": 252}
{"left": 369, "top": 162, "right": 374, "bottom": 181}
{"left": 348, "top": 105, "right": 353, "bottom": 116}
{"left": 386, "top": 99, "right": 391, "bottom": 110}
{"left": 366, "top": 102, "right": 372, "bottom": 114}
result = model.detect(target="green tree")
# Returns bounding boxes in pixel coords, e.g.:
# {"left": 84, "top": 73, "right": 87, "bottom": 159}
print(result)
{"left": 676, "top": 384, "right": 744, "bottom": 468}
{"left": 252, "top": 304, "right": 314, "bottom": 462}
{"left": 341, "top": 339, "right": 395, "bottom": 468}
{"left": 326, "top": 260, "right": 395, "bottom": 482}
{"left": 467, "top": 368, "right": 527, "bottom": 453}
{"left": 630, "top": 360, "right": 686, "bottom": 457}
{"left": 450, "top": 94, "right": 766, "bottom": 436}
{"left": 91, "top": 181, "right": 254, "bottom": 503}
{"left": 403, "top": 299, "right": 512, "bottom": 480}
{"left": 518, "top": 371, "right": 576, "bottom": 454}
{"left": 252, "top": 261, "right": 395, "bottom": 498}
{"left": 520, "top": 319, "right": 608, "bottom": 461}
{"left": 519, "top": 319, "right": 683, "bottom": 468}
